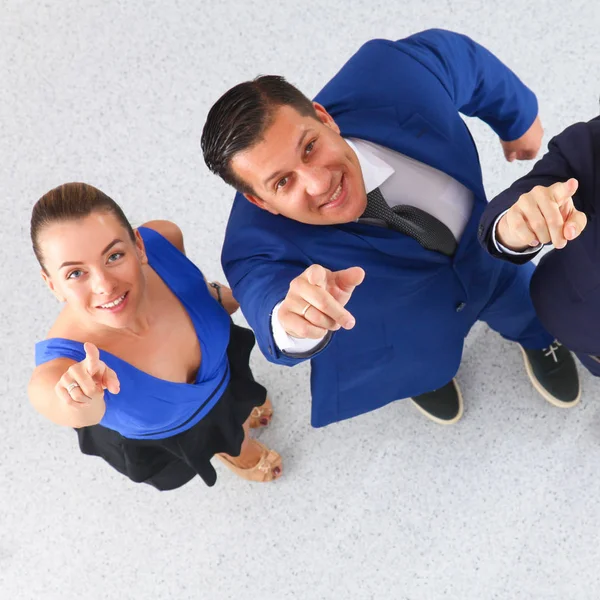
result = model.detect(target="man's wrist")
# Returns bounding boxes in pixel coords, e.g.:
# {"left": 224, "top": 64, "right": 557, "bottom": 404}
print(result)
{"left": 271, "top": 301, "right": 326, "bottom": 354}
{"left": 495, "top": 215, "right": 532, "bottom": 252}
{"left": 497, "top": 231, "right": 529, "bottom": 252}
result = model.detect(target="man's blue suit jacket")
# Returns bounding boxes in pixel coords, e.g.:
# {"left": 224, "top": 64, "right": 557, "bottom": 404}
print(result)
{"left": 479, "top": 117, "right": 600, "bottom": 358}
{"left": 221, "top": 29, "right": 538, "bottom": 427}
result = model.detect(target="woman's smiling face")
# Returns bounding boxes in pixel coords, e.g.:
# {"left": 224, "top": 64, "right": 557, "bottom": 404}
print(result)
{"left": 39, "top": 210, "right": 148, "bottom": 329}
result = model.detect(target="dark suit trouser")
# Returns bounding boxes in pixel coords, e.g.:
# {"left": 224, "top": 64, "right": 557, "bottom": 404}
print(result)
{"left": 574, "top": 353, "right": 600, "bottom": 377}
{"left": 478, "top": 260, "right": 554, "bottom": 350}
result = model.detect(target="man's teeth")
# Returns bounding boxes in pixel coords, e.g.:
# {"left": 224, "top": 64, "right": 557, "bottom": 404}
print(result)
{"left": 100, "top": 294, "right": 126, "bottom": 309}
{"left": 329, "top": 182, "right": 342, "bottom": 203}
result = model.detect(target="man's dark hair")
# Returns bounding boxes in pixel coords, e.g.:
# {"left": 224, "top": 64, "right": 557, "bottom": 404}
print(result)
{"left": 201, "top": 75, "right": 317, "bottom": 194}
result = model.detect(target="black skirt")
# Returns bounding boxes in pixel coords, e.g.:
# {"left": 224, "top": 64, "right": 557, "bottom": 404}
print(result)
{"left": 75, "top": 323, "right": 267, "bottom": 491}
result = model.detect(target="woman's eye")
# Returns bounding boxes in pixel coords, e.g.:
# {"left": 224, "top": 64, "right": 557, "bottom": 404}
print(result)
{"left": 305, "top": 141, "right": 315, "bottom": 154}
{"left": 67, "top": 269, "right": 83, "bottom": 280}
{"left": 108, "top": 252, "right": 124, "bottom": 263}
{"left": 276, "top": 177, "right": 288, "bottom": 191}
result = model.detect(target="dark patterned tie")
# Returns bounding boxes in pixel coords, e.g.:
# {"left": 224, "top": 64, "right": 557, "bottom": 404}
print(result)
{"left": 361, "top": 187, "right": 457, "bottom": 256}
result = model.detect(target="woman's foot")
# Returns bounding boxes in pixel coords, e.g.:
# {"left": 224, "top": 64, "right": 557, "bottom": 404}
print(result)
{"left": 249, "top": 397, "right": 273, "bottom": 428}
{"left": 217, "top": 439, "right": 282, "bottom": 482}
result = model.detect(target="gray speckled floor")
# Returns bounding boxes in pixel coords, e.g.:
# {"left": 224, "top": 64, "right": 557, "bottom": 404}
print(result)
{"left": 2, "top": 1, "right": 600, "bottom": 598}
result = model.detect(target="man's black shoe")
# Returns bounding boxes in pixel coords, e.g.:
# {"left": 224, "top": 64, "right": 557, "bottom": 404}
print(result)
{"left": 411, "top": 378, "right": 463, "bottom": 424}
{"left": 520, "top": 341, "right": 580, "bottom": 407}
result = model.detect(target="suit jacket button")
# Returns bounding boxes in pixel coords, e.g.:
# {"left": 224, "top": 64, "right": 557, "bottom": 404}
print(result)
{"left": 456, "top": 302, "right": 466, "bottom": 312}
{"left": 478, "top": 224, "right": 484, "bottom": 236}
{"left": 268, "top": 345, "right": 273, "bottom": 355}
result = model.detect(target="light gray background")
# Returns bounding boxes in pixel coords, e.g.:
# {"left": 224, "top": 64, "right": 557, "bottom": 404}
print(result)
{"left": 2, "top": 1, "right": 600, "bottom": 599}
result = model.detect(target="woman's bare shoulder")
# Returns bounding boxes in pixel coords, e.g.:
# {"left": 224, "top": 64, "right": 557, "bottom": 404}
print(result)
{"left": 45, "top": 306, "right": 94, "bottom": 344}
{"left": 140, "top": 220, "right": 185, "bottom": 253}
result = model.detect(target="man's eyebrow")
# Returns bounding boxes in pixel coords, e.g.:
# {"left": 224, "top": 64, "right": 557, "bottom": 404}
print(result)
{"left": 262, "top": 129, "right": 311, "bottom": 188}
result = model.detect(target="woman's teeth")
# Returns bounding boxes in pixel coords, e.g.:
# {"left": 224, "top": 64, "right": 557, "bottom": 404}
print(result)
{"left": 99, "top": 294, "right": 126, "bottom": 309}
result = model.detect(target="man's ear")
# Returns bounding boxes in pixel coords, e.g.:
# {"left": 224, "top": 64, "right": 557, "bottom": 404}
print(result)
{"left": 313, "top": 102, "right": 340, "bottom": 134}
{"left": 244, "top": 193, "right": 280, "bottom": 215}
{"left": 41, "top": 270, "right": 65, "bottom": 303}
{"left": 133, "top": 229, "right": 148, "bottom": 264}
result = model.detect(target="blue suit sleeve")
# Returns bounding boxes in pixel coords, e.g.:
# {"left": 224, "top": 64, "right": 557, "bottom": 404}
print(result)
{"left": 399, "top": 28, "right": 538, "bottom": 142}
{"left": 478, "top": 121, "right": 594, "bottom": 263}
{"left": 222, "top": 205, "right": 333, "bottom": 367}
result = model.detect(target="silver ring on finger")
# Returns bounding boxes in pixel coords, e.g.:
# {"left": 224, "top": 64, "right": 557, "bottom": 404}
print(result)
{"left": 301, "top": 303, "right": 311, "bottom": 318}
{"left": 66, "top": 382, "right": 80, "bottom": 395}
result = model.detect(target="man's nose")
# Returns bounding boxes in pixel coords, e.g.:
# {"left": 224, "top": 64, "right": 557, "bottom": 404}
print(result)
{"left": 302, "top": 165, "right": 332, "bottom": 197}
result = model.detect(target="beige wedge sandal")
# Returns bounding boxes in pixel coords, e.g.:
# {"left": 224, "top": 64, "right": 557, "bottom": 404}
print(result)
{"left": 217, "top": 439, "right": 282, "bottom": 482}
{"left": 249, "top": 397, "right": 274, "bottom": 429}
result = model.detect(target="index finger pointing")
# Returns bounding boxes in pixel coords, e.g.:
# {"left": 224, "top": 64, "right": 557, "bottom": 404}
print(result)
{"left": 83, "top": 342, "right": 101, "bottom": 375}
{"left": 305, "top": 264, "right": 328, "bottom": 289}
{"left": 549, "top": 178, "right": 579, "bottom": 206}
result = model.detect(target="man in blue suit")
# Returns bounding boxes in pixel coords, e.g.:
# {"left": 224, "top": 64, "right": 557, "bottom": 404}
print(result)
{"left": 201, "top": 29, "right": 579, "bottom": 428}
{"left": 479, "top": 116, "right": 599, "bottom": 376}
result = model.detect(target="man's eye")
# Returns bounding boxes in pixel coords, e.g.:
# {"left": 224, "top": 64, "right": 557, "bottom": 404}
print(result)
{"left": 276, "top": 177, "right": 288, "bottom": 190}
{"left": 305, "top": 141, "right": 315, "bottom": 154}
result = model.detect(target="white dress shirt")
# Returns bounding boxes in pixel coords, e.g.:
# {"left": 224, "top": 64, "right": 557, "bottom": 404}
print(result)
{"left": 271, "top": 137, "right": 475, "bottom": 354}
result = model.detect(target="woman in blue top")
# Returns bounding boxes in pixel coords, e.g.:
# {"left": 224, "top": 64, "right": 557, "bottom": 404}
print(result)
{"left": 28, "top": 182, "right": 282, "bottom": 490}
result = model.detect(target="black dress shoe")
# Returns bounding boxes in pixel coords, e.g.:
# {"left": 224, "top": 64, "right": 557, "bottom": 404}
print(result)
{"left": 410, "top": 378, "right": 463, "bottom": 424}
{"left": 520, "top": 341, "right": 580, "bottom": 407}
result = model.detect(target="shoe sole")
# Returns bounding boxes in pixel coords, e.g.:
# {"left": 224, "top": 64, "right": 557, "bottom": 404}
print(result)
{"left": 410, "top": 378, "right": 464, "bottom": 425}
{"left": 519, "top": 345, "right": 581, "bottom": 408}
